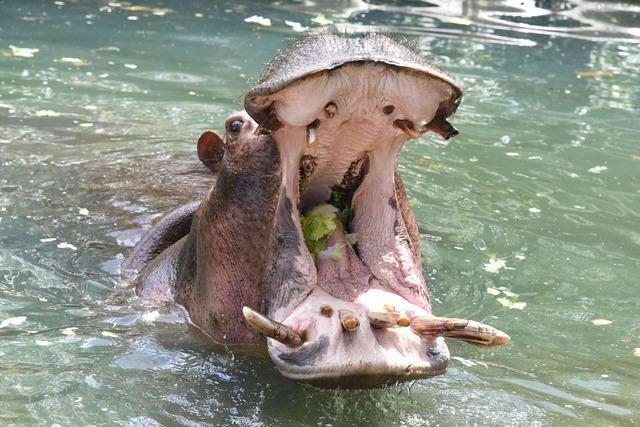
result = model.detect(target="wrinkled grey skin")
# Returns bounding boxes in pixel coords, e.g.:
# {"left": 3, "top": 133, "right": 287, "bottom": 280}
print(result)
{"left": 129, "top": 117, "right": 283, "bottom": 344}
{"left": 124, "top": 33, "right": 464, "bottom": 387}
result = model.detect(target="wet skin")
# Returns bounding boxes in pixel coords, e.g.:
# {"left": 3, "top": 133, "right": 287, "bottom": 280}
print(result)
{"left": 124, "top": 34, "right": 509, "bottom": 387}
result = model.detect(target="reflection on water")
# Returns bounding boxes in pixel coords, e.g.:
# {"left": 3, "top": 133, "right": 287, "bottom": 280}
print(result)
{"left": 0, "top": 0, "right": 639, "bottom": 425}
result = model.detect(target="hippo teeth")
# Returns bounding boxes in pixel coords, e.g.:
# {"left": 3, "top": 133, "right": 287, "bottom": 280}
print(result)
{"left": 410, "top": 316, "right": 510, "bottom": 348}
{"left": 242, "top": 306, "right": 303, "bottom": 347}
{"left": 339, "top": 309, "right": 360, "bottom": 332}
{"left": 367, "top": 311, "right": 411, "bottom": 329}
{"left": 393, "top": 119, "right": 420, "bottom": 139}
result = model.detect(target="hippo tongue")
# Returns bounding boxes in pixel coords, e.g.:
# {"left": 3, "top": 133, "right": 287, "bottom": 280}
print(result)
{"left": 313, "top": 207, "right": 372, "bottom": 301}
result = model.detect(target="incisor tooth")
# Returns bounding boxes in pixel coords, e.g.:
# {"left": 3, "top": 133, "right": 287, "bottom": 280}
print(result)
{"left": 339, "top": 309, "right": 359, "bottom": 332}
{"left": 242, "top": 306, "right": 303, "bottom": 347}
{"left": 307, "top": 126, "right": 317, "bottom": 146}
{"left": 411, "top": 316, "right": 510, "bottom": 348}
{"left": 306, "top": 119, "right": 320, "bottom": 146}
{"left": 367, "top": 311, "right": 410, "bottom": 328}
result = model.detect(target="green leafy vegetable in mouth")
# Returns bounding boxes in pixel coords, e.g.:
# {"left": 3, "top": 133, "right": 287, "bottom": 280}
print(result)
{"left": 300, "top": 204, "right": 339, "bottom": 258}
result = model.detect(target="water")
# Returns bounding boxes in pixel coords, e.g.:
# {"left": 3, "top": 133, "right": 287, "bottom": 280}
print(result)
{"left": 1, "top": 0, "right": 639, "bottom": 425}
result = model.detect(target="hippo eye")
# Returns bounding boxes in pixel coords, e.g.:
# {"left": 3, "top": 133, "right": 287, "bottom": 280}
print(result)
{"left": 228, "top": 119, "right": 243, "bottom": 135}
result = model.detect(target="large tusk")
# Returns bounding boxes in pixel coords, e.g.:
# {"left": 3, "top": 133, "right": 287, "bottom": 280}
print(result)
{"left": 421, "top": 116, "right": 459, "bottom": 140}
{"left": 393, "top": 119, "right": 419, "bottom": 139}
{"left": 368, "top": 311, "right": 411, "bottom": 329}
{"left": 411, "top": 316, "right": 510, "bottom": 348}
{"left": 242, "top": 306, "right": 303, "bottom": 347}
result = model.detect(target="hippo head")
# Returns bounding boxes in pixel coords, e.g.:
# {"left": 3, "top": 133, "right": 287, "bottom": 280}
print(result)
{"left": 223, "top": 34, "right": 507, "bottom": 387}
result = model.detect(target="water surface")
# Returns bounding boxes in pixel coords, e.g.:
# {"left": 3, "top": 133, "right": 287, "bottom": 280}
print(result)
{"left": 1, "top": 1, "right": 639, "bottom": 425}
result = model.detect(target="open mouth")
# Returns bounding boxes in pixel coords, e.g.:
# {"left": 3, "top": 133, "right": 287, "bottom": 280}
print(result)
{"left": 240, "top": 37, "right": 507, "bottom": 387}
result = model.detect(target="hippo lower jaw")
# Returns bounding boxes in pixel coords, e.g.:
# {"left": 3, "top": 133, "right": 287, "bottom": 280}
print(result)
{"left": 242, "top": 62, "right": 506, "bottom": 386}
{"left": 264, "top": 289, "right": 450, "bottom": 388}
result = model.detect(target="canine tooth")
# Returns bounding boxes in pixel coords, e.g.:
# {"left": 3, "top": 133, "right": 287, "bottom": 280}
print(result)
{"left": 324, "top": 102, "right": 337, "bottom": 118}
{"left": 393, "top": 119, "right": 419, "bottom": 139}
{"left": 339, "top": 309, "right": 360, "bottom": 332}
{"left": 422, "top": 116, "right": 459, "bottom": 140}
{"left": 383, "top": 304, "right": 396, "bottom": 313}
{"left": 411, "top": 316, "right": 510, "bottom": 348}
{"left": 242, "top": 306, "right": 303, "bottom": 347}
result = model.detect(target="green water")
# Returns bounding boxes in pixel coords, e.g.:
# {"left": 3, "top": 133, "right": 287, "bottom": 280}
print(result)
{"left": 1, "top": 1, "right": 639, "bottom": 425}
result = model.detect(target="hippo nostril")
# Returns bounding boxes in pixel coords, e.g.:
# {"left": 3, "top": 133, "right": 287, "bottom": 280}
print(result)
{"left": 427, "top": 348, "right": 441, "bottom": 357}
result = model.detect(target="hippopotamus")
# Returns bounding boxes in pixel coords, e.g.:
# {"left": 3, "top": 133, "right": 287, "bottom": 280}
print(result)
{"left": 122, "top": 33, "right": 509, "bottom": 387}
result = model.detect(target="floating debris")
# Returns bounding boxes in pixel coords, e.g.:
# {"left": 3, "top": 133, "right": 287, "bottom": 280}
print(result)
{"left": 285, "top": 20, "right": 309, "bottom": 32}
{"left": 40, "top": 237, "right": 57, "bottom": 243}
{"left": 109, "top": 4, "right": 174, "bottom": 15}
{"left": 94, "top": 46, "right": 120, "bottom": 52}
{"left": 311, "top": 14, "right": 333, "bottom": 26}
{"left": 576, "top": 70, "right": 614, "bottom": 79}
{"left": 441, "top": 17, "right": 474, "bottom": 26}
{"left": 634, "top": 348, "right": 640, "bottom": 358}
{"left": 528, "top": 207, "right": 541, "bottom": 213}
{"left": 496, "top": 298, "right": 527, "bottom": 310}
{"left": 57, "top": 242, "right": 78, "bottom": 250}
{"left": 194, "top": 12, "right": 204, "bottom": 18}
{"left": 141, "top": 310, "right": 160, "bottom": 323}
{"left": 59, "top": 57, "right": 90, "bottom": 66}
{"left": 35, "top": 340, "right": 52, "bottom": 346}
{"left": 0, "top": 316, "right": 27, "bottom": 328}
{"left": 489, "top": 286, "right": 525, "bottom": 309}
{"left": 101, "top": 331, "right": 118, "bottom": 338}
{"left": 61, "top": 327, "right": 77, "bottom": 336}
{"left": 592, "top": 319, "right": 613, "bottom": 326}
{"left": 588, "top": 165, "right": 607, "bottom": 174}
{"left": 244, "top": 15, "right": 271, "bottom": 27}
{"left": 483, "top": 257, "right": 506, "bottom": 273}
{"left": 34, "top": 110, "right": 61, "bottom": 117}
{"left": 9, "top": 45, "right": 39, "bottom": 58}
{"left": 124, "top": 63, "right": 137, "bottom": 69}
{"left": 78, "top": 208, "right": 90, "bottom": 216}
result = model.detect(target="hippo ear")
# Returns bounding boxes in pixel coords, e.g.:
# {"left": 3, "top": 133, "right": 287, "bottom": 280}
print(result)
{"left": 197, "top": 131, "right": 225, "bottom": 173}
